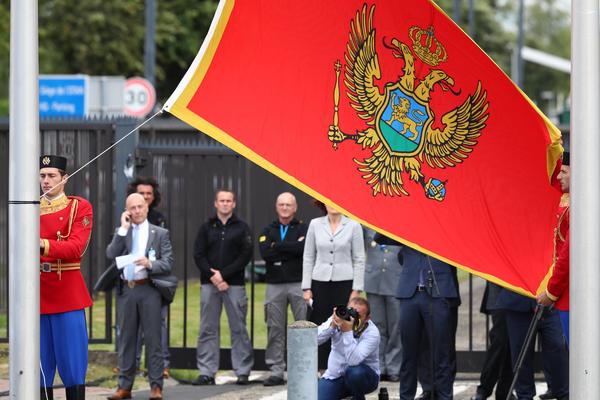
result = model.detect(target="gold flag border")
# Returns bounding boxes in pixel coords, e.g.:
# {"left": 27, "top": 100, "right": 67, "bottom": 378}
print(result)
{"left": 164, "top": 0, "right": 563, "bottom": 298}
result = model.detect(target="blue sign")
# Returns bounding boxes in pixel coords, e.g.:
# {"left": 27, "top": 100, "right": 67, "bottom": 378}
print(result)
{"left": 39, "top": 75, "right": 88, "bottom": 117}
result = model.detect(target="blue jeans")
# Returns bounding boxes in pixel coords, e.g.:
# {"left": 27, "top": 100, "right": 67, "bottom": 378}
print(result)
{"left": 559, "top": 310, "right": 569, "bottom": 345}
{"left": 318, "top": 363, "right": 379, "bottom": 400}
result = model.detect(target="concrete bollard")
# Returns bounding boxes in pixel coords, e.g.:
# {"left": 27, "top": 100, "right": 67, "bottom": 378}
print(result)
{"left": 287, "top": 320, "right": 318, "bottom": 400}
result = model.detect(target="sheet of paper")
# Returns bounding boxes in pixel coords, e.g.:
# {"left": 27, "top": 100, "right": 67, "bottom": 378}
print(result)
{"left": 115, "top": 254, "right": 137, "bottom": 270}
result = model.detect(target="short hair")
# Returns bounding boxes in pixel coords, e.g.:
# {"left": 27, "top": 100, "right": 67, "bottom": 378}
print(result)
{"left": 127, "top": 176, "right": 161, "bottom": 209}
{"left": 349, "top": 297, "right": 370, "bottom": 316}
{"left": 312, "top": 199, "right": 327, "bottom": 215}
{"left": 214, "top": 188, "right": 236, "bottom": 201}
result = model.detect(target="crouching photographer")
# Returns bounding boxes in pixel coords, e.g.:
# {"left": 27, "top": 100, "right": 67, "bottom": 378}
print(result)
{"left": 317, "top": 297, "right": 380, "bottom": 400}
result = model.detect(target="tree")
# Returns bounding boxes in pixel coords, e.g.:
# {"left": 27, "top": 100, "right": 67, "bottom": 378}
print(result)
{"left": 523, "top": 0, "right": 570, "bottom": 109}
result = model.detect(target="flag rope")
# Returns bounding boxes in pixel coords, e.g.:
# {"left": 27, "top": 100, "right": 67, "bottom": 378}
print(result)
{"left": 40, "top": 109, "right": 164, "bottom": 199}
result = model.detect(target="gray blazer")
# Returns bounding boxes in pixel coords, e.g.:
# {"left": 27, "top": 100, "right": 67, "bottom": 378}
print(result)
{"left": 106, "top": 222, "right": 174, "bottom": 277}
{"left": 363, "top": 228, "right": 402, "bottom": 297}
{"left": 302, "top": 215, "right": 365, "bottom": 291}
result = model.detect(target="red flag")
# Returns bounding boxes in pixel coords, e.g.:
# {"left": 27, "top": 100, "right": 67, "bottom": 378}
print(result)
{"left": 165, "top": 0, "right": 563, "bottom": 296}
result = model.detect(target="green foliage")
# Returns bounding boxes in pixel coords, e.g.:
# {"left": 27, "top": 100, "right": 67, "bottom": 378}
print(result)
{"left": 0, "top": 0, "right": 218, "bottom": 116}
{"left": 434, "top": 0, "right": 515, "bottom": 73}
{"left": 523, "top": 0, "right": 570, "bottom": 107}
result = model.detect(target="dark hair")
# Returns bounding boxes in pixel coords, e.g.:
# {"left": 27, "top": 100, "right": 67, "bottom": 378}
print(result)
{"left": 312, "top": 199, "right": 327, "bottom": 215}
{"left": 127, "top": 176, "right": 161, "bottom": 209}
{"left": 349, "top": 297, "right": 370, "bottom": 317}
{"left": 214, "top": 188, "right": 236, "bottom": 201}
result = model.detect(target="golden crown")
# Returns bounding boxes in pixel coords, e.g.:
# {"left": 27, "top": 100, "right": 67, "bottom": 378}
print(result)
{"left": 409, "top": 26, "right": 447, "bottom": 66}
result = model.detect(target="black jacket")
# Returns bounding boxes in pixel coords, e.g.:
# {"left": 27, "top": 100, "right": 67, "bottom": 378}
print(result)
{"left": 258, "top": 218, "right": 308, "bottom": 284}
{"left": 193, "top": 214, "right": 253, "bottom": 286}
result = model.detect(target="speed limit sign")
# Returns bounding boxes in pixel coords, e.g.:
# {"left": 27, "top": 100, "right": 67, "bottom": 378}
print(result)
{"left": 123, "top": 77, "right": 156, "bottom": 117}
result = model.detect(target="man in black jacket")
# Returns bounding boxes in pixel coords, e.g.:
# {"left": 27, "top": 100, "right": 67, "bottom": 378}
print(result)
{"left": 258, "top": 192, "right": 308, "bottom": 386}
{"left": 192, "top": 189, "right": 254, "bottom": 386}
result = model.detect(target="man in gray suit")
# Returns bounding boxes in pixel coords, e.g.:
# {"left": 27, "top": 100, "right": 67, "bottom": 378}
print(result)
{"left": 364, "top": 228, "right": 402, "bottom": 382}
{"left": 106, "top": 193, "right": 173, "bottom": 400}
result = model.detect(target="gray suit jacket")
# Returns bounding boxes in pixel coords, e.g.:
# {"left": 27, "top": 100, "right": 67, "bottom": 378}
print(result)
{"left": 363, "top": 228, "right": 402, "bottom": 296}
{"left": 302, "top": 215, "right": 365, "bottom": 291}
{"left": 105, "top": 222, "right": 174, "bottom": 278}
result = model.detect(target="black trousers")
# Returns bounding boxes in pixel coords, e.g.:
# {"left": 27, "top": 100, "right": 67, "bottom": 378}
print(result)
{"left": 309, "top": 279, "right": 353, "bottom": 369}
{"left": 475, "top": 310, "right": 514, "bottom": 399}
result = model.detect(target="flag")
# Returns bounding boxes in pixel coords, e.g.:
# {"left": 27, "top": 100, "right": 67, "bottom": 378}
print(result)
{"left": 164, "top": 0, "right": 563, "bottom": 297}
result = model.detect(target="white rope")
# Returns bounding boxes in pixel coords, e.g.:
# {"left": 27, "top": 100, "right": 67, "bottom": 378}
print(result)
{"left": 40, "top": 109, "right": 163, "bottom": 199}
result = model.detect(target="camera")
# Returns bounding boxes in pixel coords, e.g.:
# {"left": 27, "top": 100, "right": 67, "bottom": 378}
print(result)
{"left": 334, "top": 305, "right": 359, "bottom": 321}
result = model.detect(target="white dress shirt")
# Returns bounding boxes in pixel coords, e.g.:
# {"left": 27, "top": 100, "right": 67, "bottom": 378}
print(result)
{"left": 118, "top": 219, "right": 149, "bottom": 280}
{"left": 317, "top": 316, "right": 380, "bottom": 380}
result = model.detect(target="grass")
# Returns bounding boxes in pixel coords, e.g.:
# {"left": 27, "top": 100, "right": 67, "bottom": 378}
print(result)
{"left": 87, "top": 280, "right": 275, "bottom": 353}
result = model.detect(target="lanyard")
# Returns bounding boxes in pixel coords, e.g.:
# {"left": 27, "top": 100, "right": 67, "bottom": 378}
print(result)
{"left": 280, "top": 224, "right": 289, "bottom": 241}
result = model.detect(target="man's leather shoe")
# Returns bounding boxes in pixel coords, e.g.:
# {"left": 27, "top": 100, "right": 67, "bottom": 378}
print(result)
{"left": 263, "top": 375, "right": 285, "bottom": 386}
{"left": 106, "top": 388, "right": 132, "bottom": 400}
{"left": 415, "top": 391, "right": 433, "bottom": 400}
{"left": 539, "top": 390, "right": 555, "bottom": 400}
{"left": 149, "top": 385, "right": 163, "bottom": 400}
{"left": 236, "top": 375, "right": 250, "bottom": 385}
{"left": 386, "top": 374, "right": 400, "bottom": 382}
{"left": 191, "top": 375, "right": 215, "bottom": 385}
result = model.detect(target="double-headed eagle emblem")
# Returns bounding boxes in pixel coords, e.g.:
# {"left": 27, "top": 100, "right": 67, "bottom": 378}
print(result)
{"left": 328, "top": 4, "right": 489, "bottom": 201}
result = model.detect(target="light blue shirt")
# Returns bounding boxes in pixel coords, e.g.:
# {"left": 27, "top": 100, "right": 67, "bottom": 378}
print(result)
{"left": 317, "top": 316, "right": 380, "bottom": 380}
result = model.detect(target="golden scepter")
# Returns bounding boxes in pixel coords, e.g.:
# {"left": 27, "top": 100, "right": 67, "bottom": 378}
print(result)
{"left": 330, "top": 59, "right": 345, "bottom": 150}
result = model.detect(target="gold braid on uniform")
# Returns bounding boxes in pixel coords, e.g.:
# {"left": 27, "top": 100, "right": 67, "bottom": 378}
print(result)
{"left": 55, "top": 199, "right": 79, "bottom": 280}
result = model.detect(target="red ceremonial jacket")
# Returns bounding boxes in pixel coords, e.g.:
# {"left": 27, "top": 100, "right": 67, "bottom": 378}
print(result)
{"left": 40, "top": 194, "right": 93, "bottom": 314}
{"left": 546, "top": 194, "right": 569, "bottom": 311}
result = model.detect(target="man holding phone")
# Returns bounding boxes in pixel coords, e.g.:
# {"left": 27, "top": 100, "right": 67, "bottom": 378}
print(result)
{"left": 106, "top": 193, "right": 173, "bottom": 400}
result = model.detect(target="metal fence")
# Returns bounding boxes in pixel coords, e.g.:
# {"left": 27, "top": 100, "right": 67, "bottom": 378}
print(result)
{"left": 1, "top": 117, "right": 562, "bottom": 371}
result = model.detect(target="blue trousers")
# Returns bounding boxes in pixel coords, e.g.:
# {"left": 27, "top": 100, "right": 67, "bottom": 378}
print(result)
{"left": 40, "top": 309, "right": 88, "bottom": 387}
{"left": 559, "top": 310, "right": 569, "bottom": 345}
{"left": 318, "top": 364, "right": 379, "bottom": 400}
{"left": 505, "top": 308, "right": 568, "bottom": 400}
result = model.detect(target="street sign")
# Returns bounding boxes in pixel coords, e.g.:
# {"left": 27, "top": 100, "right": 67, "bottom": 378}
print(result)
{"left": 39, "top": 75, "right": 89, "bottom": 118}
{"left": 123, "top": 77, "right": 156, "bottom": 117}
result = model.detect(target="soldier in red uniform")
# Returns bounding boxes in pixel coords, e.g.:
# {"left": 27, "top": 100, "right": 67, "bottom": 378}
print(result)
{"left": 39, "top": 155, "right": 93, "bottom": 400}
{"left": 537, "top": 152, "right": 570, "bottom": 344}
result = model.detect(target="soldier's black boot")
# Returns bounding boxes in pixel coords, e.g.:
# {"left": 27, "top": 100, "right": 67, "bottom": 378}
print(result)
{"left": 40, "top": 387, "right": 54, "bottom": 400}
{"left": 65, "top": 384, "right": 85, "bottom": 400}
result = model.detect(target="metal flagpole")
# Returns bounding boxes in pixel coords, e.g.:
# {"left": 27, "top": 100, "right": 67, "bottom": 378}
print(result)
{"left": 571, "top": 0, "right": 600, "bottom": 398}
{"left": 9, "top": 0, "right": 40, "bottom": 398}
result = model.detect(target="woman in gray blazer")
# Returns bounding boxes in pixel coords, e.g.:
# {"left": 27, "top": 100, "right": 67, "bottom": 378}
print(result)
{"left": 302, "top": 201, "right": 366, "bottom": 326}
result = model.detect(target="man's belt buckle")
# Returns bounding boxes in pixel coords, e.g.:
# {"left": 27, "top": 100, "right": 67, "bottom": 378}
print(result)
{"left": 127, "top": 280, "right": 136, "bottom": 289}
{"left": 41, "top": 263, "right": 52, "bottom": 273}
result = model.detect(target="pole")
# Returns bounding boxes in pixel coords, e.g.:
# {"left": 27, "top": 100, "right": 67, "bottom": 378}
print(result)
{"left": 453, "top": 0, "right": 462, "bottom": 24}
{"left": 571, "top": 1, "right": 600, "bottom": 398}
{"left": 516, "top": 0, "right": 525, "bottom": 87}
{"left": 9, "top": 0, "right": 40, "bottom": 398}
{"left": 287, "top": 321, "right": 318, "bottom": 400}
{"left": 144, "top": 0, "right": 156, "bottom": 87}
{"left": 468, "top": 0, "right": 474, "bottom": 37}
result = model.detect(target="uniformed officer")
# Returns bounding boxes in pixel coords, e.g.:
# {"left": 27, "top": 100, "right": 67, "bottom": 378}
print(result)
{"left": 363, "top": 228, "right": 402, "bottom": 382}
{"left": 39, "top": 155, "right": 94, "bottom": 400}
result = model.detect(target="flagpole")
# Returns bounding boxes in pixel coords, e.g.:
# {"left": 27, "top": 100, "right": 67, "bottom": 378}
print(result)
{"left": 9, "top": 0, "right": 40, "bottom": 398}
{"left": 571, "top": 1, "right": 600, "bottom": 398}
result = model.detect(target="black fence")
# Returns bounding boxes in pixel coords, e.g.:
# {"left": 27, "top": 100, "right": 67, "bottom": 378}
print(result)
{"left": 0, "top": 117, "right": 561, "bottom": 371}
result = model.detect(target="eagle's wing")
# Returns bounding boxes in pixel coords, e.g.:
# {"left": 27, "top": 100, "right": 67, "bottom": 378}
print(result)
{"left": 422, "top": 82, "right": 489, "bottom": 168}
{"left": 355, "top": 143, "right": 409, "bottom": 197}
{"left": 344, "top": 4, "right": 384, "bottom": 125}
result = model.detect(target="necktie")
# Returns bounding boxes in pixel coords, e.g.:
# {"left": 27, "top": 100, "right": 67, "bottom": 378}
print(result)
{"left": 126, "top": 225, "right": 139, "bottom": 281}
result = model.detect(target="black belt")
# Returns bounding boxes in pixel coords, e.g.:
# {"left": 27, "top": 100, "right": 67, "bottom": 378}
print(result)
{"left": 416, "top": 285, "right": 428, "bottom": 292}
